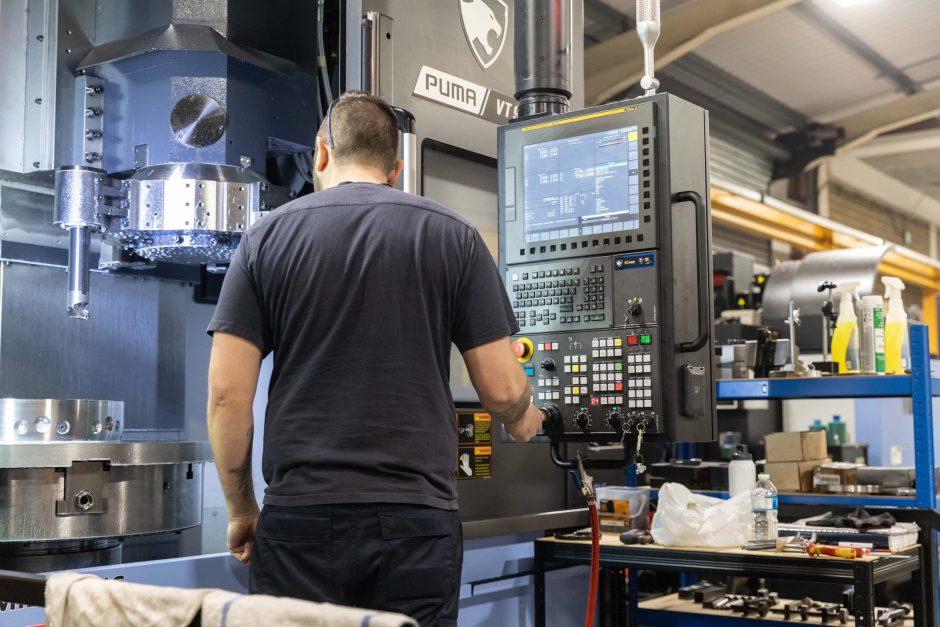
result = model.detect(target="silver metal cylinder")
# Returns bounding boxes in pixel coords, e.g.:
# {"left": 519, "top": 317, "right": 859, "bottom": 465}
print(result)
{"left": 118, "top": 163, "right": 260, "bottom": 264}
{"left": 67, "top": 226, "right": 92, "bottom": 319}
{"left": 0, "top": 456, "right": 205, "bottom": 542}
{"left": 54, "top": 167, "right": 107, "bottom": 229}
{"left": 0, "top": 399, "right": 124, "bottom": 443}
{"left": 514, "top": 0, "right": 572, "bottom": 118}
{"left": 362, "top": 12, "right": 381, "bottom": 96}
{"left": 0, "top": 439, "right": 210, "bottom": 543}
{"left": 402, "top": 132, "right": 417, "bottom": 194}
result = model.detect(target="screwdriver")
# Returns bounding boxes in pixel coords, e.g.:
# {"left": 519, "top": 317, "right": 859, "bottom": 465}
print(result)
{"left": 807, "top": 543, "right": 870, "bottom": 559}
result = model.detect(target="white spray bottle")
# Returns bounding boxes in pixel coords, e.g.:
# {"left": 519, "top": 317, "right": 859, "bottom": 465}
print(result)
{"left": 882, "top": 277, "right": 909, "bottom": 374}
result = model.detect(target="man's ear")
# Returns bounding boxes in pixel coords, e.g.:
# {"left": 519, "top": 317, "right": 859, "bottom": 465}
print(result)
{"left": 314, "top": 135, "right": 330, "bottom": 173}
{"left": 387, "top": 159, "right": 405, "bottom": 188}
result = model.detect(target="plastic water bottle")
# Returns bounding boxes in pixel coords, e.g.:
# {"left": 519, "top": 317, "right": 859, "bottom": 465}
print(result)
{"left": 751, "top": 473, "right": 779, "bottom": 542}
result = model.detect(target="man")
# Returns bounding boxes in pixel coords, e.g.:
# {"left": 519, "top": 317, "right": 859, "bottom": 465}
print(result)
{"left": 206, "top": 91, "right": 544, "bottom": 626}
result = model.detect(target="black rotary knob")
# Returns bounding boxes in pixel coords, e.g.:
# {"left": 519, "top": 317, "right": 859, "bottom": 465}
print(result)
{"left": 575, "top": 411, "right": 591, "bottom": 433}
{"left": 628, "top": 303, "right": 643, "bottom": 317}
{"left": 540, "top": 358, "right": 557, "bottom": 372}
{"left": 607, "top": 410, "right": 624, "bottom": 431}
{"left": 540, "top": 404, "right": 562, "bottom": 432}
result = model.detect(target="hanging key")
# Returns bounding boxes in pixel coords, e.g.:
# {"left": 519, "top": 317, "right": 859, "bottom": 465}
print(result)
{"left": 634, "top": 424, "right": 646, "bottom": 475}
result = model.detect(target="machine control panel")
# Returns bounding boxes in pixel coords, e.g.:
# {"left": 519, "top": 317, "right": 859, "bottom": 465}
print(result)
{"left": 516, "top": 328, "right": 662, "bottom": 437}
{"left": 499, "top": 95, "right": 716, "bottom": 443}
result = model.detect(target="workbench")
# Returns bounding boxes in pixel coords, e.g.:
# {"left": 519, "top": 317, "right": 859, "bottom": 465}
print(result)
{"left": 532, "top": 534, "right": 926, "bottom": 627}
{"left": 637, "top": 593, "right": 915, "bottom": 626}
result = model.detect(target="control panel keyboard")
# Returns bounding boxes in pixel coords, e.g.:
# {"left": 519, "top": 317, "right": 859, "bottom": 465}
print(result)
{"left": 508, "top": 259, "right": 611, "bottom": 332}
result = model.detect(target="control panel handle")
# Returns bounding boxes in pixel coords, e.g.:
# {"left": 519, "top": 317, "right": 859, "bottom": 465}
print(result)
{"left": 672, "top": 190, "right": 709, "bottom": 353}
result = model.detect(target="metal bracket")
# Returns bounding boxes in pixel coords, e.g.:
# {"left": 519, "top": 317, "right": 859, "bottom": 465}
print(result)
{"left": 78, "top": 75, "right": 105, "bottom": 166}
{"left": 55, "top": 461, "right": 109, "bottom": 516}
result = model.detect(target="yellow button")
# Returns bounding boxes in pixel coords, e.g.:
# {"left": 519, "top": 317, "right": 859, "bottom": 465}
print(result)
{"left": 572, "top": 387, "right": 580, "bottom": 395}
{"left": 572, "top": 365, "right": 580, "bottom": 373}
{"left": 614, "top": 338, "right": 623, "bottom": 347}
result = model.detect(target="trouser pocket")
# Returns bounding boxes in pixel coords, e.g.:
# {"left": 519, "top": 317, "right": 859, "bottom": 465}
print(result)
{"left": 250, "top": 506, "right": 333, "bottom": 601}
{"left": 376, "top": 508, "right": 461, "bottom": 626}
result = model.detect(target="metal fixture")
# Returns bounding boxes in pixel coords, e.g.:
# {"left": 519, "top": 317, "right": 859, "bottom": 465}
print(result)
{"left": 513, "top": 0, "right": 573, "bottom": 118}
{"left": 54, "top": 163, "right": 270, "bottom": 317}
{"left": 0, "top": 399, "right": 209, "bottom": 572}
{"left": 636, "top": 0, "right": 661, "bottom": 96}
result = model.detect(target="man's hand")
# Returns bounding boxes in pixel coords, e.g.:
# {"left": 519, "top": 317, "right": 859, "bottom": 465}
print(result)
{"left": 504, "top": 404, "right": 544, "bottom": 442}
{"left": 228, "top": 509, "right": 260, "bottom": 564}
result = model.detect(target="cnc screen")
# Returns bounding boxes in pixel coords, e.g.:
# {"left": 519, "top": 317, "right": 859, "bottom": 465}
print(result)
{"left": 523, "top": 126, "right": 641, "bottom": 243}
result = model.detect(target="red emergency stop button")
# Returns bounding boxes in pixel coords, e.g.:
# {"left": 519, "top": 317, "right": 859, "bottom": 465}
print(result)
{"left": 513, "top": 337, "right": 534, "bottom": 362}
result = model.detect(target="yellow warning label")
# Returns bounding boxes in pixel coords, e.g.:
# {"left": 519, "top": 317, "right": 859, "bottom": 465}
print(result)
{"left": 475, "top": 446, "right": 492, "bottom": 456}
{"left": 521, "top": 106, "right": 637, "bottom": 132}
{"left": 628, "top": 131, "right": 638, "bottom": 141}
{"left": 474, "top": 413, "right": 491, "bottom": 423}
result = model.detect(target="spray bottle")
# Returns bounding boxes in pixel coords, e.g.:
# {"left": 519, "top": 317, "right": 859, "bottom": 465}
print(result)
{"left": 859, "top": 294, "right": 886, "bottom": 374}
{"left": 830, "top": 281, "right": 860, "bottom": 374}
{"left": 882, "top": 277, "right": 909, "bottom": 374}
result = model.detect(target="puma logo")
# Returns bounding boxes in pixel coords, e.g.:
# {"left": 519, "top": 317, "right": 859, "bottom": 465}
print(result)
{"left": 459, "top": 0, "right": 508, "bottom": 69}
{"left": 463, "top": 0, "right": 503, "bottom": 55}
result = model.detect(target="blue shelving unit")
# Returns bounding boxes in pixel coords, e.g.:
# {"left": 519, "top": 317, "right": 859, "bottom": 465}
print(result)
{"left": 557, "top": 326, "right": 940, "bottom": 627}
{"left": 716, "top": 324, "right": 938, "bottom": 510}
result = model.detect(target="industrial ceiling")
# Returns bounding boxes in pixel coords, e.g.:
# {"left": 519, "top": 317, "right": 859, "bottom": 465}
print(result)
{"left": 583, "top": 0, "right": 940, "bottom": 228}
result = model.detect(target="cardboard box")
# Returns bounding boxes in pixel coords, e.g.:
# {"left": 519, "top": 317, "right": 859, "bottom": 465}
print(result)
{"left": 764, "top": 431, "right": 828, "bottom": 462}
{"left": 813, "top": 462, "right": 864, "bottom": 491}
{"left": 765, "top": 458, "right": 831, "bottom": 492}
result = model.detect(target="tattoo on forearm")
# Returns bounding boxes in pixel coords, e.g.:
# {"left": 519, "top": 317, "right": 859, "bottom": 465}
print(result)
{"left": 229, "top": 426, "right": 254, "bottom": 502}
{"left": 490, "top": 381, "right": 533, "bottom": 426}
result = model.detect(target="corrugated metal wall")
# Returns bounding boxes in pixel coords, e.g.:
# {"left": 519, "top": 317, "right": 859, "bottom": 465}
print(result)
{"left": 710, "top": 133, "right": 775, "bottom": 192}
{"left": 830, "top": 183, "right": 931, "bottom": 256}
{"left": 712, "top": 222, "right": 771, "bottom": 266}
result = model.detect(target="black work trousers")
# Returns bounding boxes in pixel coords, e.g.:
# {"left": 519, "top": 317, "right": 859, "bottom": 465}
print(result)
{"left": 250, "top": 503, "right": 462, "bottom": 626}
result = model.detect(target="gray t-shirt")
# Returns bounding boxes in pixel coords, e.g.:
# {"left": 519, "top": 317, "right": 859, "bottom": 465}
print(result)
{"left": 207, "top": 182, "right": 517, "bottom": 510}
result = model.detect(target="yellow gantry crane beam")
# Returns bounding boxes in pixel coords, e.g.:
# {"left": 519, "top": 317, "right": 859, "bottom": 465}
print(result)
{"left": 710, "top": 185, "right": 940, "bottom": 353}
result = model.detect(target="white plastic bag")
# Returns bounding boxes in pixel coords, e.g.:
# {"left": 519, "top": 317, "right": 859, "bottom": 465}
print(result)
{"left": 650, "top": 482, "right": 752, "bottom": 547}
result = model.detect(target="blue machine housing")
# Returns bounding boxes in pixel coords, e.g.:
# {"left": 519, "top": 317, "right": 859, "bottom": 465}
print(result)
{"left": 73, "top": 25, "right": 317, "bottom": 173}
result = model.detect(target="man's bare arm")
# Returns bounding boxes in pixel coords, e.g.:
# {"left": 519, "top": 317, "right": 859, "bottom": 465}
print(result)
{"left": 462, "top": 337, "right": 543, "bottom": 441}
{"left": 207, "top": 332, "right": 263, "bottom": 517}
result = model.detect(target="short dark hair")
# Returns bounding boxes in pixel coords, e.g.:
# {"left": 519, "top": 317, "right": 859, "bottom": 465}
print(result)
{"left": 318, "top": 91, "right": 399, "bottom": 173}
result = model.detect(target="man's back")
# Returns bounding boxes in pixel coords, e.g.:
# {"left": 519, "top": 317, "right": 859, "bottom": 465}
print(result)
{"left": 206, "top": 92, "right": 542, "bottom": 626}
{"left": 209, "top": 182, "right": 514, "bottom": 510}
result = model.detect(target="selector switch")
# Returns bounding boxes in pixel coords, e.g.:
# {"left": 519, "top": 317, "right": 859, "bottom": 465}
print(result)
{"left": 575, "top": 410, "right": 591, "bottom": 434}
{"left": 627, "top": 303, "right": 642, "bottom": 318}
{"left": 540, "top": 403, "right": 562, "bottom": 433}
{"left": 540, "top": 358, "right": 557, "bottom": 372}
{"left": 607, "top": 410, "right": 624, "bottom": 432}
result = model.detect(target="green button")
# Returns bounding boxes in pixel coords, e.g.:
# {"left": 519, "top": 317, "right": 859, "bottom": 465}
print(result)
{"left": 615, "top": 363, "right": 623, "bottom": 371}
{"left": 640, "top": 335, "right": 651, "bottom": 345}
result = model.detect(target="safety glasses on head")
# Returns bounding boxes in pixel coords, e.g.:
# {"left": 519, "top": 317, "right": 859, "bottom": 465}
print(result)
{"left": 324, "top": 98, "right": 337, "bottom": 149}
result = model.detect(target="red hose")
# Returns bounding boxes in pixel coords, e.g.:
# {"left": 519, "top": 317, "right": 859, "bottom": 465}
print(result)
{"left": 585, "top": 501, "right": 600, "bottom": 627}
